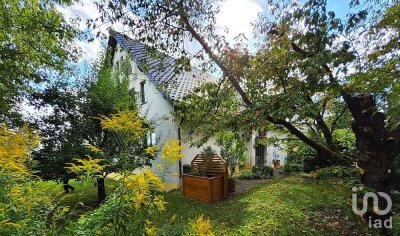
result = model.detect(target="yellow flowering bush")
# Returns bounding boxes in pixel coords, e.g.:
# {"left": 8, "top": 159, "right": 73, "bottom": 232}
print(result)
{"left": 96, "top": 109, "right": 154, "bottom": 171}
{"left": 0, "top": 124, "right": 66, "bottom": 235}
{"left": 66, "top": 155, "right": 108, "bottom": 180}
{"left": 157, "top": 138, "right": 184, "bottom": 179}
{"left": 144, "top": 145, "right": 158, "bottom": 157}
{"left": 87, "top": 144, "right": 104, "bottom": 154}
{"left": 99, "top": 109, "right": 148, "bottom": 141}
{"left": 60, "top": 110, "right": 211, "bottom": 235}
{"left": 122, "top": 168, "right": 165, "bottom": 211}
{"left": 161, "top": 138, "right": 184, "bottom": 164}
{"left": 0, "top": 124, "right": 39, "bottom": 177}
{"left": 189, "top": 215, "right": 215, "bottom": 236}
{"left": 72, "top": 168, "right": 167, "bottom": 235}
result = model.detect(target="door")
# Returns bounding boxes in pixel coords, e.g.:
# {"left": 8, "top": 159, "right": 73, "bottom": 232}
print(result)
{"left": 255, "top": 144, "right": 265, "bottom": 166}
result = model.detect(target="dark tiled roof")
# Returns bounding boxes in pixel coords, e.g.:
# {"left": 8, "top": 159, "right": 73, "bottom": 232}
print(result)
{"left": 113, "top": 32, "right": 214, "bottom": 102}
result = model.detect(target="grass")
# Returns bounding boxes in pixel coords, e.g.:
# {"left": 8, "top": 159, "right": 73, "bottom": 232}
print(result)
{"left": 45, "top": 175, "right": 399, "bottom": 235}
{"left": 44, "top": 178, "right": 117, "bottom": 218}
{"left": 155, "top": 175, "right": 367, "bottom": 235}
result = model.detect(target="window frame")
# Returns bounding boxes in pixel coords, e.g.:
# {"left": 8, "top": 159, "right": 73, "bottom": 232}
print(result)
{"left": 140, "top": 80, "right": 146, "bottom": 104}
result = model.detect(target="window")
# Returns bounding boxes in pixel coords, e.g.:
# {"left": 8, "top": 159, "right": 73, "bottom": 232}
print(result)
{"left": 140, "top": 81, "right": 146, "bottom": 103}
{"left": 146, "top": 131, "right": 156, "bottom": 146}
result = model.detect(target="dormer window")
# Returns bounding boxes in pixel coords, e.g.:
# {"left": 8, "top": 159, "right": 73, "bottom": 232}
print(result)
{"left": 140, "top": 81, "right": 146, "bottom": 104}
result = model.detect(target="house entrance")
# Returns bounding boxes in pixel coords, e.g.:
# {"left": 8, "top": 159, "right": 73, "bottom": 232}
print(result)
{"left": 255, "top": 144, "right": 265, "bottom": 166}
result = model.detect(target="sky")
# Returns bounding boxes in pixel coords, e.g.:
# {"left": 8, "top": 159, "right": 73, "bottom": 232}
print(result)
{"left": 21, "top": 0, "right": 351, "bottom": 119}
{"left": 59, "top": 0, "right": 349, "bottom": 64}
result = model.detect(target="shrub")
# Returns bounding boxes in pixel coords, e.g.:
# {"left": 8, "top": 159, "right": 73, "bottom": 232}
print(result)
{"left": 285, "top": 137, "right": 316, "bottom": 172}
{"left": 283, "top": 163, "right": 303, "bottom": 174}
{"left": 201, "top": 146, "right": 217, "bottom": 156}
{"left": 239, "top": 166, "right": 273, "bottom": 179}
{"left": 252, "top": 165, "right": 274, "bottom": 178}
{"left": 239, "top": 169, "right": 255, "bottom": 179}
{"left": 310, "top": 166, "right": 353, "bottom": 180}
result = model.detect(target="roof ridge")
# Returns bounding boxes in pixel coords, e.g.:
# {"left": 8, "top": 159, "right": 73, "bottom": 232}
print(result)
{"left": 111, "top": 31, "right": 217, "bottom": 103}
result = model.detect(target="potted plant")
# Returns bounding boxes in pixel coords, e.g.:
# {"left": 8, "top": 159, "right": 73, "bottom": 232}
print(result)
{"left": 218, "top": 132, "right": 247, "bottom": 193}
{"left": 272, "top": 159, "right": 281, "bottom": 168}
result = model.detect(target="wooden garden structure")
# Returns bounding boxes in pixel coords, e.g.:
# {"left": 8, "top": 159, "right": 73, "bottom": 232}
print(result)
{"left": 182, "top": 154, "right": 228, "bottom": 203}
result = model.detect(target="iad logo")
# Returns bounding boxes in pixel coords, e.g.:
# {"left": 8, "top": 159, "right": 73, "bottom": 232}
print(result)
{"left": 352, "top": 187, "right": 393, "bottom": 229}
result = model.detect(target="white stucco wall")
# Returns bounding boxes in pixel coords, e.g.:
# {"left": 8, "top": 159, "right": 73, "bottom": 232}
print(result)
{"left": 112, "top": 45, "right": 287, "bottom": 188}
{"left": 263, "top": 131, "right": 287, "bottom": 166}
{"left": 246, "top": 132, "right": 257, "bottom": 167}
{"left": 180, "top": 131, "right": 221, "bottom": 166}
{"left": 113, "top": 46, "right": 180, "bottom": 188}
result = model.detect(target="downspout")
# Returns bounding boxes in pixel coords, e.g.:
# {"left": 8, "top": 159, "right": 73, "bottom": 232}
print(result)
{"left": 178, "top": 127, "right": 182, "bottom": 188}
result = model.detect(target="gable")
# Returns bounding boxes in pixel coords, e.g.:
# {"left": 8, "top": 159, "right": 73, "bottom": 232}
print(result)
{"left": 110, "top": 32, "right": 215, "bottom": 103}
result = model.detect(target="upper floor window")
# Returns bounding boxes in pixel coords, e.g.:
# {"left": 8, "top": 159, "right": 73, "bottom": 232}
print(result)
{"left": 140, "top": 81, "right": 146, "bottom": 104}
{"left": 143, "top": 131, "right": 156, "bottom": 147}
{"left": 147, "top": 131, "right": 156, "bottom": 146}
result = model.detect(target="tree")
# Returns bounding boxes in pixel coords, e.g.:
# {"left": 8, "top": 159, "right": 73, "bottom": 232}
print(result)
{"left": 93, "top": 1, "right": 399, "bottom": 232}
{"left": 217, "top": 131, "right": 247, "bottom": 179}
{"left": 93, "top": 0, "right": 399, "bottom": 185}
{"left": 0, "top": 0, "right": 79, "bottom": 119}
{"left": 31, "top": 54, "right": 143, "bottom": 201}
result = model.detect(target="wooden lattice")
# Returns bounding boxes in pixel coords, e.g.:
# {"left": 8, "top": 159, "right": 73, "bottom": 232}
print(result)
{"left": 191, "top": 154, "right": 228, "bottom": 199}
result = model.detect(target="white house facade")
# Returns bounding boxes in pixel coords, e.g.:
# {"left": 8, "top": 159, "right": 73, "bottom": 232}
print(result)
{"left": 108, "top": 32, "right": 287, "bottom": 188}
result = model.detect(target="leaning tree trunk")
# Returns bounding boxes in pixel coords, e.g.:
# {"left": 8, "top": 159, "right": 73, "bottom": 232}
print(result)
{"left": 347, "top": 94, "right": 400, "bottom": 192}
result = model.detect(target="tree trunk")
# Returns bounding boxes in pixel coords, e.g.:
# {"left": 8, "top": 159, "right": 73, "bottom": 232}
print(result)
{"left": 346, "top": 94, "right": 399, "bottom": 191}
{"left": 346, "top": 94, "right": 399, "bottom": 234}
{"left": 97, "top": 177, "right": 106, "bottom": 203}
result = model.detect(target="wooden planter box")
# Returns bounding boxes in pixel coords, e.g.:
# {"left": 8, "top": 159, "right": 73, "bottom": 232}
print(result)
{"left": 182, "top": 174, "right": 225, "bottom": 203}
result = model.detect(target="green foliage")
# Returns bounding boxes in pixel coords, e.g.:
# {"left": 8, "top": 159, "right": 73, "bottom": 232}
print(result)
{"left": 0, "top": 125, "right": 67, "bottom": 235}
{"left": 283, "top": 160, "right": 304, "bottom": 174}
{"left": 238, "top": 169, "right": 256, "bottom": 180}
{"left": 68, "top": 168, "right": 165, "bottom": 235}
{"left": 310, "top": 166, "right": 354, "bottom": 181}
{"left": 32, "top": 53, "right": 140, "bottom": 179}
{"left": 200, "top": 146, "right": 217, "bottom": 156}
{"left": 349, "top": 1, "right": 400, "bottom": 123}
{"left": 285, "top": 135, "right": 317, "bottom": 172}
{"left": 217, "top": 131, "right": 248, "bottom": 179}
{"left": 88, "top": 57, "right": 137, "bottom": 115}
{"left": 284, "top": 127, "right": 356, "bottom": 172}
{"left": 252, "top": 165, "right": 274, "bottom": 178}
{"left": 239, "top": 166, "right": 273, "bottom": 179}
{"left": 0, "top": 0, "right": 78, "bottom": 117}
{"left": 332, "top": 129, "right": 357, "bottom": 158}
{"left": 175, "top": 82, "right": 252, "bottom": 147}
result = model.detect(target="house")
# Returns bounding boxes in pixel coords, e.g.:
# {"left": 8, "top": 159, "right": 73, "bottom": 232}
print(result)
{"left": 108, "top": 32, "right": 287, "bottom": 188}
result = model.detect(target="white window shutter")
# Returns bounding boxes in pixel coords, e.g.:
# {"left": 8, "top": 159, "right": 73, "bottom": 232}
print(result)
{"left": 151, "top": 132, "right": 156, "bottom": 145}
{"left": 147, "top": 132, "right": 151, "bottom": 145}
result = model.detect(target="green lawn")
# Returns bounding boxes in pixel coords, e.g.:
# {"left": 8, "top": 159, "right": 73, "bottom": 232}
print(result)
{"left": 44, "top": 178, "right": 117, "bottom": 218}
{"left": 155, "top": 175, "right": 368, "bottom": 235}
{"left": 46, "top": 175, "right": 399, "bottom": 235}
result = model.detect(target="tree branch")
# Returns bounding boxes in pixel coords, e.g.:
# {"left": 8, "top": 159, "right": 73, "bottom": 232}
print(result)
{"left": 178, "top": 2, "right": 251, "bottom": 106}
{"left": 178, "top": 3, "right": 351, "bottom": 165}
